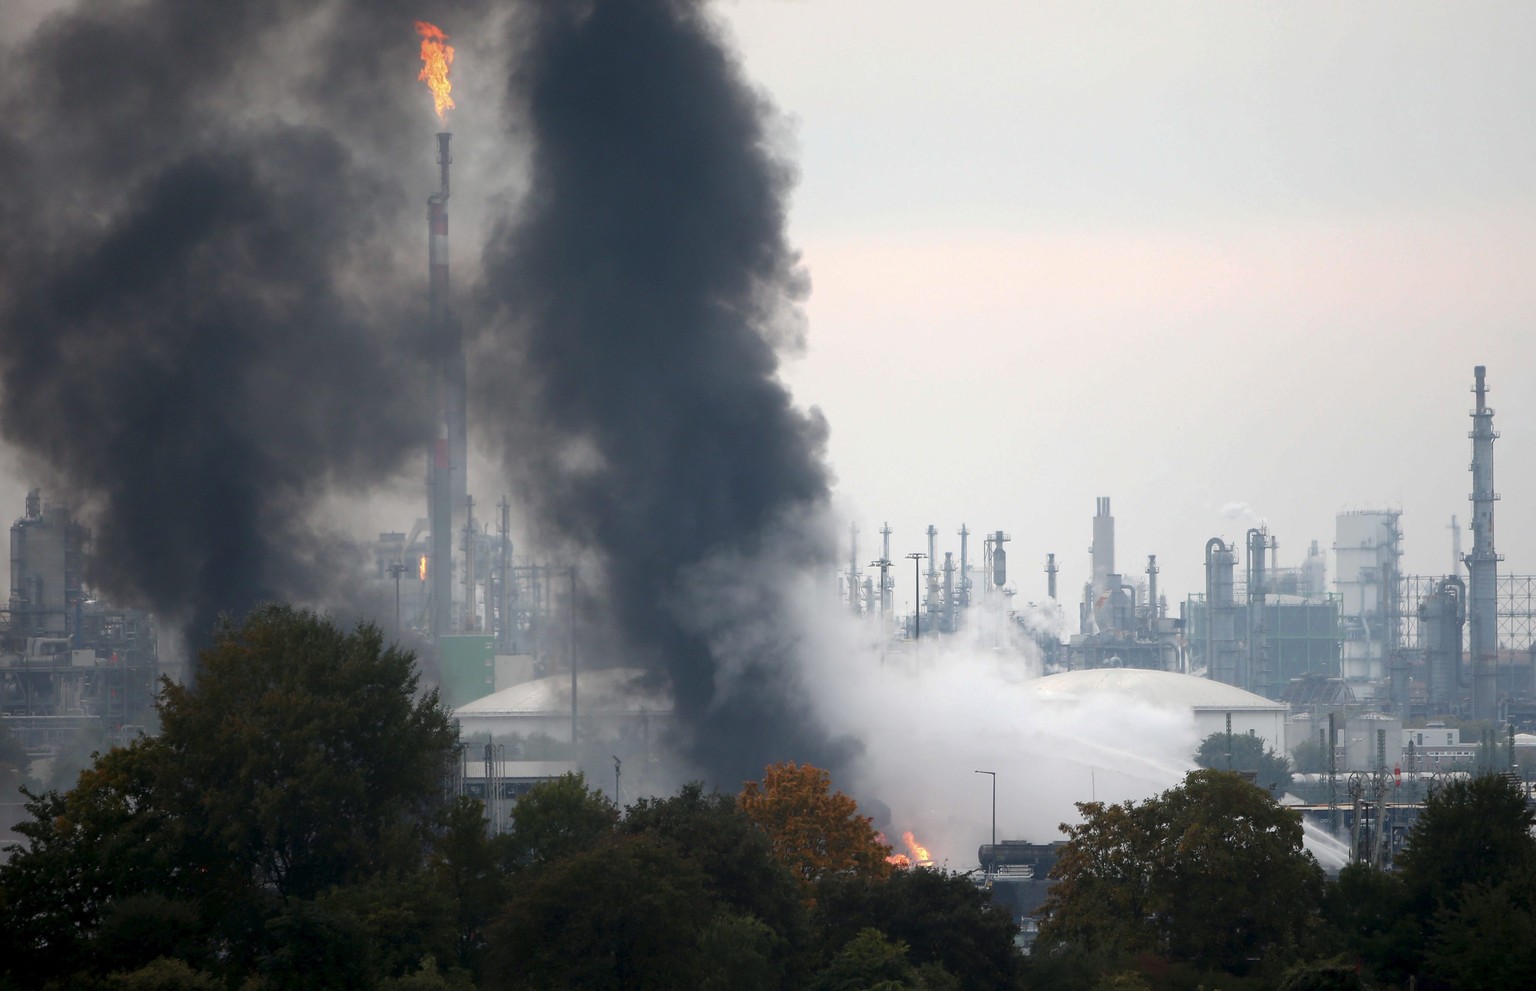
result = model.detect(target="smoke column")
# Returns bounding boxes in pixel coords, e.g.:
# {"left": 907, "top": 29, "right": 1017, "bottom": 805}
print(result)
{"left": 0, "top": 3, "right": 486, "bottom": 645}
{"left": 482, "top": 0, "right": 850, "bottom": 783}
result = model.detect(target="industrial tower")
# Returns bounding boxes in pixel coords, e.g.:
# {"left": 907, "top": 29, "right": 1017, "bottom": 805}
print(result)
{"left": 427, "top": 131, "right": 468, "bottom": 640}
{"left": 1466, "top": 365, "right": 1500, "bottom": 722}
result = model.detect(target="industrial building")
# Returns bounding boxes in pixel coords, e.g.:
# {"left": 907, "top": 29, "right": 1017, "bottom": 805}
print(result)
{"left": 0, "top": 491, "right": 159, "bottom": 755}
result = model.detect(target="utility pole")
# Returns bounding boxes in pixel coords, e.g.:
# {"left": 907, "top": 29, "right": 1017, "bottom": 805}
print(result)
{"left": 389, "top": 560, "right": 408, "bottom": 635}
{"left": 907, "top": 552, "right": 926, "bottom": 648}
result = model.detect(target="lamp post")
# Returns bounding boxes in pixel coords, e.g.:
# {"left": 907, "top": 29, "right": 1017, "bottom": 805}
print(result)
{"left": 975, "top": 769, "right": 996, "bottom": 869}
{"left": 388, "top": 561, "right": 408, "bottom": 634}
{"left": 906, "top": 552, "right": 926, "bottom": 643}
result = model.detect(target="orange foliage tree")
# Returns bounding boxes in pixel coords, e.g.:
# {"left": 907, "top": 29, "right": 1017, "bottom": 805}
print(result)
{"left": 738, "top": 761, "right": 893, "bottom": 891}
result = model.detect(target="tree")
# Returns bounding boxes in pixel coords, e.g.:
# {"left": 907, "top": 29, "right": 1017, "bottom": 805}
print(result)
{"left": 1382, "top": 773, "right": 1536, "bottom": 987}
{"left": 482, "top": 834, "right": 716, "bottom": 991}
{"left": 1289, "top": 738, "right": 1329, "bottom": 775}
{"left": 1424, "top": 871, "right": 1536, "bottom": 991}
{"left": 1320, "top": 863, "right": 1417, "bottom": 987}
{"left": 812, "top": 867, "right": 1025, "bottom": 989}
{"left": 504, "top": 771, "right": 617, "bottom": 869}
{"left": 739, "top": 761, "right": 893, "bottom": 893}
{"left": 1193, "top": 730, "right": 1292, "bottom": 795}
{"left": 0, "top": 605, "right": 460, "bottom": 988}
{"left": 428, "top": 796, "right": 515, "bottom": 972}
{"left": 0, "top": 739, "right": 178, "bottom": 980}
{"left": 810, "top": 928, "right": 924, "bottom": 991}
{"left": 1037, "top": 769, "right": 1324, "bottom": 976}
{"left": 622, "top": 782, "right": 804, "bottom": 939}
{"left": 155, "top": 604, "right": 457, "bottom": 901}
{"left": 1395, "top": 771, "right": 1536, "bottom": 912}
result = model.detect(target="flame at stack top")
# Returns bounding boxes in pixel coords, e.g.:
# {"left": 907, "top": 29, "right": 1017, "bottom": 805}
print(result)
{"left": 415, "top": 21, "right": 455, "bottom": 119}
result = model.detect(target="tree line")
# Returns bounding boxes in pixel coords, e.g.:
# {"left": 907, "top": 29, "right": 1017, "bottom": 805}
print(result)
{"left": 0, "top": 606, "right": 1023, "bottom": 990}
{"left": 5, "top": 604, "right": 1532, "bottom": 990}
{"left": 1033, "top": 762, "right": 1536, "bottom": 990}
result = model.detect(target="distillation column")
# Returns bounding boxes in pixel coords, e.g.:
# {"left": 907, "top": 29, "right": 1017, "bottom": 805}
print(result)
{"left": 1466, "top": 365, "right": 1500, "bottom": 722}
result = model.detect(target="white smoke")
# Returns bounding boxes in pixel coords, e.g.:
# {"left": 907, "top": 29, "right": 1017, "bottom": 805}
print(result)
{"left": 783, "top": 584, "right": 1200, "bottom": 867}
{"left": 1218, "top": 500, "right": 1265, "bottom": 526}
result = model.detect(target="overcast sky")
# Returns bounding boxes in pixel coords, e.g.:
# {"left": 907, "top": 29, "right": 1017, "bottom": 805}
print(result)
{"left": 716, "top": 1, "right": 1536, "bottom": 610}
{"left": 3, "top": 1, "right": 1532, "bottom": 621}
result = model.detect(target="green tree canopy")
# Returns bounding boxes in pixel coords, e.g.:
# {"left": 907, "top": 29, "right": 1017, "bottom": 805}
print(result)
{"left": 621, "top": 781, "right": 804, "bottom": 941}
{"left": 482, "top": 834, "right": 716, "bottom": 991}
{"left": 1395, "top": 771, "right": 1536, "bottom": 912}
{"left": 504, "top": 771, "right": 617, "bottom": 869}
{"left": 1193, "top": 730, "right": 1292, "bottom": 795}
{"left": 810, "top": 928, "right": 925, "bottom": 991}
{"left": 0, "top": 605, "right": 460, "bottom": 988}
{"left": 1037, "top": 769, "right": 1324, "bottom": 976}
{"left": 157, "top": 604, "right": 457, "bottom": 901}
{"left": 812, "top": 867, "right": 1024, "bottom": 989}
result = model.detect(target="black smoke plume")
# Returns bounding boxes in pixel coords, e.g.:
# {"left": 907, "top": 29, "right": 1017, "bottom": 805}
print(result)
{"left": 482, "top": 0, "right": 852, "bottom": 784}
{"left": 0, "top": 3, "right": 483, "bottom": 644}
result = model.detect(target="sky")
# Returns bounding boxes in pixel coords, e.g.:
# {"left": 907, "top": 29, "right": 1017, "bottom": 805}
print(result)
{"left": 713, "top": 1, "right": 1536, "bottom": 611}
{"left": 2, "top": 1, "right": 1533, "bottom": 621}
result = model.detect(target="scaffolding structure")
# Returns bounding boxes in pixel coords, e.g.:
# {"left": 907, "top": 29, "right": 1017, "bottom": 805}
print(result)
{"left": 1401, "top": 574, "right": 1536, "bottom": 653}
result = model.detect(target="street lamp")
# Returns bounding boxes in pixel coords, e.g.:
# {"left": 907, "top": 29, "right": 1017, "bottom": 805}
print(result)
{"left": 388, "top": 560, "right": 408, "bottom": 634}
{"left": 906, "top": 552, "right": 926, "bottom": 643}
{"left": 974, "top": 769, "right": 996, "bottom": 867}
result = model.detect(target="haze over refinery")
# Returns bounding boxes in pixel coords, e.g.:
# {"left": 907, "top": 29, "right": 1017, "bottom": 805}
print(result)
{"left": 722, "top": 2, "right": 1536, "bottom": 606}
{"left": 1, "top": 0, "right": 1534, "bottom": 865}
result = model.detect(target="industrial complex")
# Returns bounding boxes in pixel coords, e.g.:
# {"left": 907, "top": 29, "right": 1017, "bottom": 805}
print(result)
{"left": 0, "top": 125, "right": 1525, "bottom": 877}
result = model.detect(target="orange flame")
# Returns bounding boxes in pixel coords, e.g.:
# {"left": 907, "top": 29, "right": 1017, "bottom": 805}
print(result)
{"left": 419, "top": 555, "right": 428, "bottom": 581}
{"left": 414, "top": 21, "right": 455, "bottom": 119}
{"left": 881, "top": 830, "right": 932, "bottom": 868}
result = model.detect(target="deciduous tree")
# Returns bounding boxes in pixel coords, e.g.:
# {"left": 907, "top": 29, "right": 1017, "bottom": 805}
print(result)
{"left": 503, "top": 771, "right": 617, "bottom": 869}
{"left": 812, "top": 867, "right": 1024, "bottom": 989}
{"left": 1193, "top": 730, "right": 1292, "bottom": 795}
{"left": 622, "top": 781, "right": 804, "bottom": 939}
{"left": 1037, "top": 769, "right": 1324, "bottom": 976}
{"left": 0, "top": 605, "right": 460, "bottom": 988}
{"left": 1395, "top": 771, "right": 1536, "bottom": 911}
{"left": 482, "top": 834, "right": 715, "bottom": 991}
{"left": 156, "top": 604, "right": 457, "bottom": 901}
{"left": 739, "top": 761, "right": 892, "bottom": 892}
